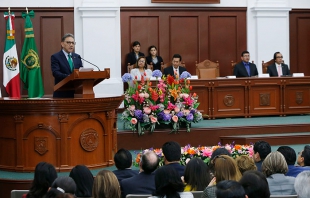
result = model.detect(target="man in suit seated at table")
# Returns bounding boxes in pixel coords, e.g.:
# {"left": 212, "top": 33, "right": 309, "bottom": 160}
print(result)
{"left": 120, "top": 150, "right": 159, "bottom": 198}
{"left": 233, "top": 50, "right": 258, "bottom": 77}
{"left": 51, "top": 33, "right": 83, "bottom": 98}
{"left": 112, "top": 148, "right": 138, "bottom": 183}
{"left": 162, "top": 141, "right": 185, "bottom": 177}
{"left": 163, "top": 54, "right": 187, "bottom": 78}
{"left": 267, "top": 52, "right": 290, "bottom": 77}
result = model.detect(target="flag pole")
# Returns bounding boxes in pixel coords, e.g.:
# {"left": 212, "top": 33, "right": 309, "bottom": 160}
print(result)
{"left": 26, "top": 7, "right": 28, "bottom": 14}
{"left": 8, "top": 7, "right": 10, "bottom": 15}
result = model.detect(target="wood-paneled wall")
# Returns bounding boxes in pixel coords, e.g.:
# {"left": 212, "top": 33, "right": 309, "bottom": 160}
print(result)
{"left": 0, "top": 8, "right": 74, "bottom": 97}
{"left": 121, "top": 7, "right": 247, "bottom": 77}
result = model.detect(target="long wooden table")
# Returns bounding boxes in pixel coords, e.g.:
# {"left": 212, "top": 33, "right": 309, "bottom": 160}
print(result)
{"left": 191, "top": 77, "right": 310, "bottom": 119}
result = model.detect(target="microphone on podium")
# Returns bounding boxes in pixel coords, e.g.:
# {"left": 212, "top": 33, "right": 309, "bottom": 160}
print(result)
{"left": 78, "top": 55, "right": 101, "bottom": 71}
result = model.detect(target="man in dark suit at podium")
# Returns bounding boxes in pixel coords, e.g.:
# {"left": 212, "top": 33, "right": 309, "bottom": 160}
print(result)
{"left": 163, "top": 54, "right": 187, "bottom": 78}
{"left": 51, "top": 33, "right": 83, "bottom": 98}
{"left": 234, "top": 50, "right": 258, "bottom": 77}
{"left": 267, "top": 52, "right": 290, "bottom": 77}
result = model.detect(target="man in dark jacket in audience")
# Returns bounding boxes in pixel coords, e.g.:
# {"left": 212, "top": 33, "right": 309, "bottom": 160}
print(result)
{"left": 113, "top": 148, "right": 138, "bottom": 183}
{"left": 162, "top": 141, "right": 185, "bottom": 176}
{"left": 253, "top": 141, "right": 271, "bottom": 171}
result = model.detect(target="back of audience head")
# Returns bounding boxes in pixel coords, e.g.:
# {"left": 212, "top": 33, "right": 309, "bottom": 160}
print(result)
{"left": 253, "top": 141, "right": 271, "bottom": 162}
{"left": 184, "top": 157, "right": 211, "bottom": 191}
{"left": 27, "top": 161, "right": 57, "bottom": 198}
{"left": 154, "top": 165, "right": 184, "bottom": 198}
{"left": 92, "top": 170, "right": 120, "bottom": 198}
{"left": 262, "top": 151, "right": 288, "bottom": 177}
{"left": 162, "top": 141, "right": 181, "bottom": 163}
{"left": 69, "top": 164, "right": 93, "bottom": 197}
{"left": 210, "top": 148, "right": 231, "bottom": 161}
{"left": 45, "top": 176, "right": 76, "bottom": 198}
{"left": 212, "top": 155, "right": 242, "bottom": 182}
{"left": 140, "top": 150, "right": 159, "bottom": 173}
{"left": 239, "top": 170, "right": 270, "bottom": 198}
{"left": 55, "top": 193, "right": 75, "bottom": 198}
{"left": 216, "top": 180, "right": 247, "bottom": 198}
{"left": 114, "top": 148, "right": 132, "bottom": 170}
{"left": 298, "top": 145, "right": 310, "bottom": 166}
{"left": 236, "top": 155, "right": 257, "bottom": 174}
{"left": 294, "top": 171, "right": 310, "bottom": 198}
{"left": 277, "top": 146, "right": 296, "bottom": 165}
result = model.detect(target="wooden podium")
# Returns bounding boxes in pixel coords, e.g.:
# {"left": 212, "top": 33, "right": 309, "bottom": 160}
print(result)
{"left": 54, "top": 68, "right": 110, "bottom": 98}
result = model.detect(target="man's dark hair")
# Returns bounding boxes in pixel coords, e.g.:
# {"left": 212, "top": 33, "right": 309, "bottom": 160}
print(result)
{"left": 301, "top": 145, "right": 310, "bottom": 166}
{"left": 132, "top": 41, "right": 141, "bottom": 47}
{"left": 277, "top": 146, "right": 296, "bottom": 165}
{"left": 211, "top": 148, "right": 231, "bottom": 161}
{"left": 162, "top": 141, "right": 181, "bottom": 162}
{"left": 241, "top": 50, "right": 249, "bottom": 57}
{"left": 61, "top": 33, "right": 74, "bottom": 42}
{"left": 239, "top": 170, "right": 270, "bottom": 198}
{"left": 114, "top": 148, "right": 132, "bottom": 170}
{"left": 216, "top": 180, "right": 246, "bottom": 198}
{"left": 141, "top": 151, "right": 159, "bottom": 174}
{"left": 172, "top": 54, "right": 182, "bottom": 61}
{"left": 253, "top": 141, "right": 271, "bottom": 160}
{"left": 273, "top": 51, "right": 281, "bottom": 61}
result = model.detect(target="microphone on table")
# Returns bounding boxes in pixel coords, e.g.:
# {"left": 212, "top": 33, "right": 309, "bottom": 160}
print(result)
{"left": 78, "top": 55, "right": 101, "bottom": 71}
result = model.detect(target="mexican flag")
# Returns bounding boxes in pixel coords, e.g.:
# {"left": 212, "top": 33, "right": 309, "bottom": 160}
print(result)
{"left": 3, "top": 12, "right": 21, "bottom": 98}
{"left": 20, "top": 10, "right": 44, "bottom": 98}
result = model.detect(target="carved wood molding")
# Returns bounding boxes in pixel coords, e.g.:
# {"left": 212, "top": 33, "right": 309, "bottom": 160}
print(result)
{"left": 151, "top": 0, "right": 220, "bottom": 3}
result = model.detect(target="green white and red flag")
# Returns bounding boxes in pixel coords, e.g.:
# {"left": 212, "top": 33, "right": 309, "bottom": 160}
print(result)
{"left": 3, "top": 12, "right": 21, "bottom": 98}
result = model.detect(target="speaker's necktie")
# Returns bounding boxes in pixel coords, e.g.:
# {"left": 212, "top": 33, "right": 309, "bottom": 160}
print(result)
{"left": 68, "top": 54, "right": 73, "bottom": 72}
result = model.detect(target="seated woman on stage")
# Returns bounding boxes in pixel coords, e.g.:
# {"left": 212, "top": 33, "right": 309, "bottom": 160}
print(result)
{"left": 130, "top": 56, "right": 153, "bottom": 80}
{"left": 146, "top": 45, "right": 163, "bottom": 71}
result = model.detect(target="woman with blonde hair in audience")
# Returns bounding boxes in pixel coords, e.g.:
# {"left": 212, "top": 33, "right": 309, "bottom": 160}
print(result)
{"left": 202, "top": 155, "right": 242, "bottom": 198}
{"left": 236, "top": 155, "right": 257, "bottom": 174}
{"left": 261, "top": 151, "right": 296, "bottom": 195}
{"left": 92, "top": 170, "right": 121, "bottom": 198}
{"left": 130, "top": 56, "right": 153, "bottom": 80}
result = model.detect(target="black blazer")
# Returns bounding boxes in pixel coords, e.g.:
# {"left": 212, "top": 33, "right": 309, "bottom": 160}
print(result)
{"left": 167, "top": 163, "right": 185, "bottom": 177}
{"left": 233, "top": 62, "right": 258, "bottom": 77}
{"left": 51, "top": 50, "right": 83, "bottom": 98}
{"left": 267, "top": 63, "right": 290, "bottom": 77}
{"left": 146, "top": 55, "right": 163, "bottom": 71}
{"left": 163, "top": 66, "right": 187, "bottom": 77}
{"left": 112, "top": 169, "right": 139, "bottom": 183}
{"left": 127, "top": 51, "right": 145, "bottom": 65}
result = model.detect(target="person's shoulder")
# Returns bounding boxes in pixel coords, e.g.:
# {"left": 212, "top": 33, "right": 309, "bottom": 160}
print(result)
{"left": 51, "top": 50, "right": 62, "bottom": 57}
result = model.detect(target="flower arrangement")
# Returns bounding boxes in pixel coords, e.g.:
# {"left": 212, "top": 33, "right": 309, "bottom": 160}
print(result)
{"left": 121, "top": 70, "right": 203, "bottom": 135}
{"left": 133, "top": 143, "right": 254, "bottom": 167}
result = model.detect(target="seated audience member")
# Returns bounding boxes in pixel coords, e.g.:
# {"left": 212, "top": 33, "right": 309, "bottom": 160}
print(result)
{"left": 121, "top": 151, "right": 159, "bottom": 198}
{"left": 236, "top": 155, "right": 257, "bottom": 175}
{"left": 113, "top": 148, "right": 138, "bottom": 183}
{"left": 239, "top": 170, "right": 270, "bottom": 198}
{"left": 69, "top": 165, "right": 93, "bottom": 197}
{"left": 146, "top": 45, "right": 163, "bottom": 71}
{"left": 127, "top": 41, "right": 145, "bottom": 65}
{"left": 163, "top": 54, "right": 186, "bottom": 78}
{"left": 149, "top": 165, "right": 193, "bottom": 198}
{"left": 183, "top": 158, "right": 212, "bottom": 191}
{"left": 162, "top": 141, "right": 185, "bottom": 176}
{"left": 202, "top": 155, "right": 242, "bottom": 198}
{"left": 216, "top": 180, "right": 247, "bottom": 198}
{"left": 297, "top": 145, "right": 310, "bottom": 167}
{"left": 45, "top": 176, "right": 76, "bottom": 198}
{"left": 277, "top": 146, "right": 310, "bottom": 177}
{"left": 233, "top": 50, "right": 258, "bottom": 77}
{"left": 92, "top": 170, "right": 120, "bottom": 198}
{"left": 267, "top": 52, "right": 290, "bottom": 77}
{"left": 130, "top": 56, "right": 153, "bottom": 80}
{"left": 294, "top": 171, "right": 310, "bottom": 198}
{"left": 253, "top": 140, "right": 271, "bottom": 171}
{"left": 210, "top": 148, "right": 231, "bottom": 161}
{"left": 23, "top": 162, "right": 57, "bottom": 198}
{"left": 261, "top": 151, "right": 296, "bottom": 195}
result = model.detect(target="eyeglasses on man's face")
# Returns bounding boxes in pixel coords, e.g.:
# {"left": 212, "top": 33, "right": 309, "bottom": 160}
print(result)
{"left": 65, "top": 41, "right": 76, "bottom": 45}
{"left": 276, "top": 56, "right": 283, "bottom": 58}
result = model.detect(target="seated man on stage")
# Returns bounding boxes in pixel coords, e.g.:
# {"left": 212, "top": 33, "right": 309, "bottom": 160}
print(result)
{"left": 163, "top": 54, "right": 187, "bottom": 78}
{"left": 233, "top": 50, "right": 258, "bottom": 77}
{"left": 51, "top": 33, "right": 83, "bottom": 98}
{"left": 267, "top": 52, "right": 290, "bottom": 77}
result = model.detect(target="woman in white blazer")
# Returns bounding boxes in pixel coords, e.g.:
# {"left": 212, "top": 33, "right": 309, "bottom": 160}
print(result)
{"left": 130, "top": 56, "right": 152, "bottom": 80}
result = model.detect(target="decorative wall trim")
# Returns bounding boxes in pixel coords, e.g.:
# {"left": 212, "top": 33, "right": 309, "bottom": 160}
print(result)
{"left": 151, "top": 0, "right": 220, "bottom": 3}
{"left": 78, "top": 7, "right": 118, "bottom": 18}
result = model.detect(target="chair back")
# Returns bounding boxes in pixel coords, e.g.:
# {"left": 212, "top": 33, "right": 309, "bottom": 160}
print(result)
{"left": 269, "top": 195, "right": 298, "bottom": 198}
{"left": 161, "top": 62, "right": 186, "bottom": 73}
{"left": 262, "top": 59, "right": 284, "bottom": 74}
{"left": 127, "top": 63, "right": 135, "bottom": 73}
{"left": 126, "top": 194, "right": 152, "bottom": 198}
{"left": 191, "top": 191, "right": 203, "bottom": 198}
{"left": 195, "top": 60, "right": 219, "bottom": 79}
{"left": 11, "top": 190, "right": 29, "bottom": 198}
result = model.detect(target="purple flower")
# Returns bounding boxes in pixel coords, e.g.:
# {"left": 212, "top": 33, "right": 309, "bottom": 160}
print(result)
{"left": 176, "top": 111, "right": 184, "bottom": 118}
{"left": 162, "top": 113, "right": 172, "bottom": 121}
{"left": 186, "top": 113, "right": 194, "bottom": 121}
{"left": 190, "top": 109, "right": 196, "bottom": 114}
{"left": 134, "top": 110, "right": 143, "bottom": 121}
{"left": 180, "top": 71, "right": 191, "bottom": 79}
{"left": 122, "top": 73, "right": 132, "bottom": 83}
{"left": 152, "top": 70, "right": 163, "bottom": 78}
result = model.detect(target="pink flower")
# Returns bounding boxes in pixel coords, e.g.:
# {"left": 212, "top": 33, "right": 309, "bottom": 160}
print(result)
{"left": 150, "top": 105, "right": 159, "bottom": 111}
{"left": 144, "top": 93, "right": 149, "bottom": 98}
{"left": 131, "top": 118, "right": 137, "bottom": 125}
{"left": 164, "top": 109, "right": 171, "bottom": 114}
{"left": 174, "top": 107, "right": 180, "bottom": 113}
{"left": 172, "top": 115, "right": 178, "bottom": 122}
{"left": 143, "top": 107, "right": 152, "bottom": 114}
{"left": 129, "top": 105, "right": 135, "bottom": 111}
{"left": 183, "top": 109, "right": 190, "bottom": 116}
{"left": 139, "top": 93, "right": 145, "bottom": 98}
{"left": 167, "top": 102, "right": 176, "bottom": 110}
{"left": 149, "top": 115, "right": 158, "bottom": 123}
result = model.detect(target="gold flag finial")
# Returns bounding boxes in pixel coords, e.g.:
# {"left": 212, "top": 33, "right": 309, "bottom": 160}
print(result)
{"left": 26, "top": 7, "right": 28, "bottom": 14}
{"left": 8, "top": 7, "right": 10, "bottom": 14}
